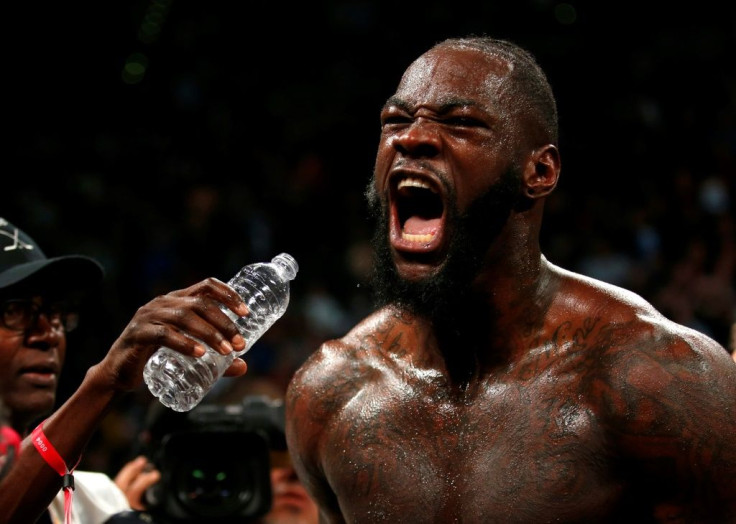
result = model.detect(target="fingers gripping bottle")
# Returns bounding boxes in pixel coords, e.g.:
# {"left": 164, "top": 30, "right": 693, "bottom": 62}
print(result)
{"left": 143, "top": 253, "right": 298, "bottom": 412}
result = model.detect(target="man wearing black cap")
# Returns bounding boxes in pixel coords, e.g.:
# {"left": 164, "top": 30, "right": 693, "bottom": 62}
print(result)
{"left": 0, "top": 217, "right": 105, "bottom": 433}
{"left": 0, "top": 217, "right": 251, "bottom": 523}
{"left": 0, "top": 217, "right": 134, "bottom": 523}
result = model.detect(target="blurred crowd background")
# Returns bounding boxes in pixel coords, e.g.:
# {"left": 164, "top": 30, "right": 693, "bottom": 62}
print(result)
{"left": 3, "top": 1, "right": 735, "bottom": 477}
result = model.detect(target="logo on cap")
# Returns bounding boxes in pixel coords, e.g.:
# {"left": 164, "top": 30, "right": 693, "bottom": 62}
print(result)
{"left": 0, "top": 218, "right": 34, "bottom": 253}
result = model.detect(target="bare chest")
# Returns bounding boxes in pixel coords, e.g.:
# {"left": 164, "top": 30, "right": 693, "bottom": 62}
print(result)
{"left": 321, "top": 378, "right": 620, "bottom": 523}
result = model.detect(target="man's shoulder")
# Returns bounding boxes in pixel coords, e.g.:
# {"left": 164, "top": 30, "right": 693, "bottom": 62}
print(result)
{"left": 552, "top": 265, "right": 717, "bottom": 349}
{"left": 288, "top": 307, "right": 405, "bottom": 405}
{"left": 577, "top": 303, "right": 736, "bottom": 425}
{"left": 297, "top": 307, "right": 385, "bottom": 365}
{"left": 308, "top": 307, "right": 403, "bottom": 356}
{"left": 550, "top": 265, "right": 733, "bottom": 385}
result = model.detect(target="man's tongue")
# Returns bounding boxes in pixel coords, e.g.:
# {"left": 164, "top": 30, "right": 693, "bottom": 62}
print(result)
{"left": 402, "top": 216, "right": 440, "bottom": 241}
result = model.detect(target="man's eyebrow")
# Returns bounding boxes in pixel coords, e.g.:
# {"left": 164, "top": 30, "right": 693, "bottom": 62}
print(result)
{"left": 382, "top": 96, "right": 480, "bottom": 114}
{"left": 382, "top": 96, "right": 410, "bottom": 112}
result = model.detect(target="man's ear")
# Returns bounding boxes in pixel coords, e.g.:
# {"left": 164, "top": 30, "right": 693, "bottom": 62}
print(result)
{"left": 522, "top": 144, "right": 560, "bottom": 199}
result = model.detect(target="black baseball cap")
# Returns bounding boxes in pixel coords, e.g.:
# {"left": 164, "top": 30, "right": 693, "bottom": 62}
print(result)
{"left": 0, "top": 217, "right": 104, "bottom": 297}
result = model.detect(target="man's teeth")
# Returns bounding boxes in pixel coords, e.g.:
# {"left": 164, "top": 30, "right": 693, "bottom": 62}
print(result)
{"left": 402, "top": 231, "right": 436, "bottom": 243}
{"left": 397, "top": 177, "right": 438, "bottom": 192}
{"left": 396, "top": 177, "right": 440, "bottom": 244}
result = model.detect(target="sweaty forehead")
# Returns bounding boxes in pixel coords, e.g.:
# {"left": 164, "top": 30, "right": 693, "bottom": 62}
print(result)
{"left": 394, "top": 46, "right": 512, "bottom": 107}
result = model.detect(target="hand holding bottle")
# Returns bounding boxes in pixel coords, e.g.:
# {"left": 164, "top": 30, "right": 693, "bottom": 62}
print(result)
{"left": 144, "top": 253, "right": 298, "bottom": 411}
{"left": 95, "top": 277, "right": 250, "bottom": 394}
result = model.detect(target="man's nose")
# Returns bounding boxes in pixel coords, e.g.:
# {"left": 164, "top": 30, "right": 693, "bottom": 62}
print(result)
{"left": 26, "top": 313, "right": 64, "bottom": 345}
{"left": 390, "top": 118, "right": 442, "bottom": 157}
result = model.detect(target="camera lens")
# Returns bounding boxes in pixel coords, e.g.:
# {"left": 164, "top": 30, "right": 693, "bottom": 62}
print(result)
{"left": 173, "top": 456, "right": 256, "bottom": 516}
{"left": 154, "top": 429, "right": 272, "bottom": 520}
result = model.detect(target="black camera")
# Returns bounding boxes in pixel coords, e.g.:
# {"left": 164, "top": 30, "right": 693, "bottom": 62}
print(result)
{"left": 142, "top": 395, "right": 286, "bottom": 524}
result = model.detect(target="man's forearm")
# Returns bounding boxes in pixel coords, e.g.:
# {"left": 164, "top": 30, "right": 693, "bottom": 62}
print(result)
{"left": 0, "top": 364, "right": 121, "bottom": 524}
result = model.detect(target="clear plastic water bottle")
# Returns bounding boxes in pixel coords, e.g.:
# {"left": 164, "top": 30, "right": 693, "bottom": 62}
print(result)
{"left": 143, "top": 253, "right": 299, "bottom": 412}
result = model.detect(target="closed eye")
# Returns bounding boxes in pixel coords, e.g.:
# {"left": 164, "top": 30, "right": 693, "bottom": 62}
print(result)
{"left": 381, "top": 114, "right": 412, "bottom": 126}
{"left": 443, "top": 116, "right": 487, "bottom": 128}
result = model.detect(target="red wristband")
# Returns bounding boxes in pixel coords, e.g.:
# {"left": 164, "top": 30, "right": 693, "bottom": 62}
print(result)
{"left": 31, "top": 421, "right": 81, "bottom": 524}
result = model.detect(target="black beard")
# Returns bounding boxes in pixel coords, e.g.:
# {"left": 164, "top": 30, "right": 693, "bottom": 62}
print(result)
{"left": 366, "top": 168, "right": 523, "bottom": 333}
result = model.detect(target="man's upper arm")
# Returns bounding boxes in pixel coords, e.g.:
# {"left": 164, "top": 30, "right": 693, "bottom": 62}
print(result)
{"left": 610, "top": 331, "right": 736, "bottom": 513}
{"left": 285, "top": 340, "right": 354, "bottom": 522}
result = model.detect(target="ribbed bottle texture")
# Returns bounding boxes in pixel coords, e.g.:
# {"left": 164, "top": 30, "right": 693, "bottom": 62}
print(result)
{"left": 143, "top": 253, "right": 298, "bottom": 412}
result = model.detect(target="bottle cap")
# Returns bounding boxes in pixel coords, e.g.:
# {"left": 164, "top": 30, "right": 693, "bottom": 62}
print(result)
{"left": 272, "top": 253, "right": 298, "bottom": 281}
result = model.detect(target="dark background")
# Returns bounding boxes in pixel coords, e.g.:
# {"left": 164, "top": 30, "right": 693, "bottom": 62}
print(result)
{"left": 3, "top": 1, "right": 735, "bottom": 473}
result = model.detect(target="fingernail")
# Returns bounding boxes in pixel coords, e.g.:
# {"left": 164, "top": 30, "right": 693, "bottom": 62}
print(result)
{"left": 236, "top": 303, "right": 248, "bottom": 316}
{"left": 193, "top": 345, "right": 205, "bottom": 357}
{"left": 232, "top": 334, "right": 245, "bottom": 348}
{"left": 220, "top": 339, "right": 233, "bottom": 354}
